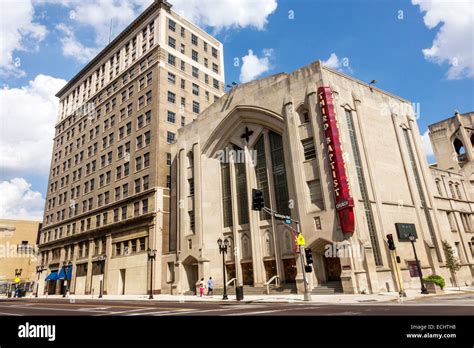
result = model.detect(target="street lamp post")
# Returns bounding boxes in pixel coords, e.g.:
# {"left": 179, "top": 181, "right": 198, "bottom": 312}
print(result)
{"left": 408, "top": 233, "right": 429, "bottom": 294}
{"left": 217, "top": 237, "right": 230, "bottom": 300}
{"left": 35, "top": 265, "right": 44, "bottom": 297}
{"left": 147, "top": 248, "right": 157, "bottom": 299}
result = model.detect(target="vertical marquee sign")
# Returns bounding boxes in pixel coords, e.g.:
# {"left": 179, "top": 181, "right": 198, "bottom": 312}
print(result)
{"left": 318, "top": 86, "right": 355, "bottom": 233}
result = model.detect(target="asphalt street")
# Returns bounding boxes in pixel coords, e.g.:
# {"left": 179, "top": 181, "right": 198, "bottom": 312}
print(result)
{"left": 0, "top": 293, "right": 473, "bottom": 316}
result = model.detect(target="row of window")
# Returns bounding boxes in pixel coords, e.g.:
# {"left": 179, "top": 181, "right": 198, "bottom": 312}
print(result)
{"left": 168, "top": 18, "right": 219, "bottom": 58}
{"left": 167, "top": 53, "right": 221, "bottom": 90}
{"left": 42, "top": 198, "right": 150, "bottom": 244}
{"left": 58, "top": 23, "right": 155, "bottom": 122}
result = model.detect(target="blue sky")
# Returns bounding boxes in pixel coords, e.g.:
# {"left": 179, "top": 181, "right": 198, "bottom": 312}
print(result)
{"left": 0, "top": 0, "right": 473, "bottom": 219}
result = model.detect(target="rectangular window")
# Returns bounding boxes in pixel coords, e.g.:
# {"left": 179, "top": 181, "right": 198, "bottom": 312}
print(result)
{"left": 136, "top": 156, "right": 142, "bottom": 171}
{"left": 168, "top": 53, "right": 176, "bottom": 66}
{"left": 192, "top": 101, "right": 200, "bottom": 114}
{"left": 168, "top": 36, "right": 176, "bottom": 49}
{"left": 181, "top": 116, "right": 186, "bottom": 127}
{"left": 166, "top": 153, "right": 171, "bottom": 165}
{"left": 212, "top": 47, "right": 218, "bottom": 58}
{"left": 167, "top": 131, "right": 175, "bottom": 144}
{"left": 144, "top": 152, "right": 150, "bottom": 167}
{"left": 191, "top": 33, "right": 198, "bottom": 45}
{"left": 143, "top": 175, "right": 149, "bottom": 190}
{"left": 167, "top": 111, "right": 176, "bottom": 123}
{"left": 302, "top": 138, "right": 316, "bottom": 160}
{"left": 192, "top": 50, "right": 198, "bottom": 62}
{"left": 168, "top": 19, "right": 176, "bottom": 31}
{"left": 168, "top": 72, "right": 176, "bottom": 84}
{"left": 192, "top": 83, "right": 199, "bottom": 96}
{"left": 308, "top": 180, "right": 324, "bottom": 209}
{"left": 121, "top": 206, "right": 127, "bottom": 220}
{"left": 192, "top": 66, "right": 199, "bottom": 79}
{"left": 134, "top": 202, "right": 140, "bottom": 217}
{"left": 168, "top": 91, "right": 176, "bottom": 103}
{"left": 142, "top": 199, "right": 148, "bottom": 214}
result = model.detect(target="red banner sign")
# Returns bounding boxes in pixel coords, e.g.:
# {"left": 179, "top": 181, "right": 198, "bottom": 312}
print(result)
{"left": 318, "top": 86, "right": 355, "bottom": 233}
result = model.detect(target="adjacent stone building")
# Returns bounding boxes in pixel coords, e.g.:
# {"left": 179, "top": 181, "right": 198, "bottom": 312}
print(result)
{"left": 169, "top": 61, "right": 474, "bottom": 295}
{"left": 0, "top": 219, "right": 41, "bottom": 294}
{"left": 37, "top": 0, "right": 225, "bottom": 296}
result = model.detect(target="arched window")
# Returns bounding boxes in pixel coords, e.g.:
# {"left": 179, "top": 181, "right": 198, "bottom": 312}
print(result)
{"left": 283, "top": 230, "right": 293, "bottom": 253}
{"left": 297, "top": 108, "right": 310, "bottom": 125}
{"left": 455, "top": 183, "right": 462, "bottom": 200}
{"left": 263, "top": 231, "right": 274, "bottom": 257}
{"left": 241, "top": 234, "right": 251, "bottom": 259}
{"left": 453, "top": 138, "right": 465, "bottom": 155}
{"left": 448, "top": 181, "right": 455, "bottom": 198}
{"left": 221, "top": 159, "right": 233, "bottom": 228}
{"left": 187, "top": 151, "right": 194, "bottom": 168}
{"left": 233, "top": 145, "right": 249, "bottom": 225}
{"left": 435, "top": 179, "right": 443, "bottom": 196}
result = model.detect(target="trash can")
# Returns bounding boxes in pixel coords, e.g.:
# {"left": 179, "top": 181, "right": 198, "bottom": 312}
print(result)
{"left": 236, "top": 286, "right": 244, "bottom": 301}
{"left": 17, "top": 289, "right": 26, "bottom": 298}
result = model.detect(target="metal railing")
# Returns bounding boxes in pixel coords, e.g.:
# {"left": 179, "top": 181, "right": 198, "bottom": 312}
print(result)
{"left": 264, "top": 275, "right": 279, "bottom": 294}
{"left": 226, "top": 277, "right": 237, "bottom": 287}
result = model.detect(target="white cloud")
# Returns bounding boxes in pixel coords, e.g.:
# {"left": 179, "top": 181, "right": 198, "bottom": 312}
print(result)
{"left": 322, "top": 53, "right": 341, "bottom": 70}
{"left": 56, "top": 23, "right": 98, "bottom": 63}
{"left": 0, "top": 178, "right": 44, "bottom": 220}
{"left": 412, "top": 0, "right": 474, "bottom": 79}
{"left": 41, "top": 0, "right": 277, "bottom": 63}
{"left": 0, "top": 0, "right": 47, "bottom": 77}
{"left": 171, "top": 0, "right": 278, "bottom": 31}
{"left": 321, "top": 53, "right": 354, "bottom": 74}
{"left": 421, "top": 130, "right": 435, "bottom": 158}
{"left": 239, "top": 49, "right": 274, "bottom": 83}
{"left": 0, "top": 74, "right": 67, "bottom": 176}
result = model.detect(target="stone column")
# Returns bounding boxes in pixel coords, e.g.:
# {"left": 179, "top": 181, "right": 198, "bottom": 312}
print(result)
{"left": 85, "top": 238, "right": 94, "bottom": 295}
{"left": 70, "top": 243, "right": 78, "bottom": 294}
{"left": 103, "top": 234, "right": 112, "bottom": 295}
{"left": 229, "top": 149, "right": 244, "bottom": 286}
{"left": 243, "top": 143, "right": 265, "bottom": 287}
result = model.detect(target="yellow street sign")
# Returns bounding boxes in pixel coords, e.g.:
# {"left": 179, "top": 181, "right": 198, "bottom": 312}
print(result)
{"left": 296, "top": 234, "right": 305, "bottom": 246}
{"left": 14, "top": 277, "right": 21, "bottom": 283}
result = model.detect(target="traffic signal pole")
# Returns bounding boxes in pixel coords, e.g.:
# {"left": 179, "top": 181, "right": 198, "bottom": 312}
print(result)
{"left": 262, "top": 206, "right": 311, "bottom": 301}
{"left": 296, "top": 221, "right": 311, "bottom": 301}
{"left": 253, "top": 189, "right": 311, "bottom": 301}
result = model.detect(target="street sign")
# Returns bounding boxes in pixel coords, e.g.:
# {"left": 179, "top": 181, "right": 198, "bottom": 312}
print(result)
{"left": 395, "top": 223, "right": 418, "bottom": 240}
{"left": 274, "top": 213, "right": 291, "bottom": 221}
{"left": 296, "top": 234, "right": 305, "bottom": 246}
{"left": 14, "top": 277, "right": 20, "bottom": 283}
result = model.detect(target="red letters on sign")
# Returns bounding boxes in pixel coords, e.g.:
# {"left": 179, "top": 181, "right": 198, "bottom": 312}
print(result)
{"left": 318, "top": 86, "right": 354, "bottom": 233}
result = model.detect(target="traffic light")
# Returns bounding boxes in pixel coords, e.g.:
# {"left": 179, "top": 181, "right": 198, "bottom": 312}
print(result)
{"left": 251, "top": 189, "right": 264, "bottom": 211}
{"left": 386, "top": 234, "right": 396, "bottom": 250}
{"left": 304, "top": 248, "right": 313, "bottom": 265}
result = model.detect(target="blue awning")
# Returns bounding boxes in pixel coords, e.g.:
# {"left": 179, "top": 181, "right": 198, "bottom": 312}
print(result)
{"left": 45, "top": 271, "right": 58, "bottom": 281}
{"left": 58, "top": 267, "right": 66, "bottom": 280}
{"left": 66, "top": 265, "right": 72, "bottom": 280}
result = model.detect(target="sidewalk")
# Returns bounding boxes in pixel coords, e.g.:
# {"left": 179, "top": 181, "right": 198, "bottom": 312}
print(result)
{"left": 6, "top": 286, "right": 473, "bottom": 304}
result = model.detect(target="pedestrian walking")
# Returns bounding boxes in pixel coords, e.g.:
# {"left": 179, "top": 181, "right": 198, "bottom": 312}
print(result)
{"left": 199, "top": 278, "right": 205, "bottom": 297}
{"left": 207, "top": 277, "right": 214, "bottom": 296}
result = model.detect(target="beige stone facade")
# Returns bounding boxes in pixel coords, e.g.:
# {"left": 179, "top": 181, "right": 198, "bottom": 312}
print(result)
{"left": 0, "top": 219, "right": 41, "bottom": 293}
{"left": 37, "top": 0, "right": 225, "bottom": 296}
{"left": 170, "top": 61, "right": 474, "bottom": 295}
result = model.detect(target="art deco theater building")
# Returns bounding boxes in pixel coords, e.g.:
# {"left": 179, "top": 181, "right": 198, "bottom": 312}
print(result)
{"left": 38, "top": 1, "right": 473, "bottom": 296}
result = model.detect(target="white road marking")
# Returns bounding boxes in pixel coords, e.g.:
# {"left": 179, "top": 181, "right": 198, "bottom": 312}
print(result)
{"left": 0, "top": 311, "right": 22, "bottom": 316}
{"left": 0, "top": 304, "right": 105, "bottom": 313}
{"left": 225, "top": 308, "right": 296, "bottom": 316}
